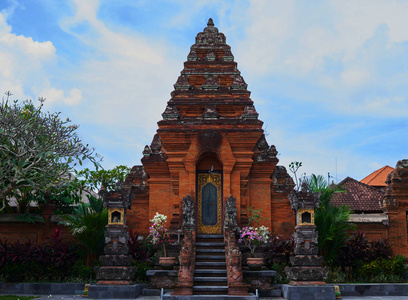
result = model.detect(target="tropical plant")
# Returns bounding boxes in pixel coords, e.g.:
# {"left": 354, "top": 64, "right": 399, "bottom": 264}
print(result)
{"left": 0, "top": 228, "right": 80, "bottom": 282}
{"left": 147, "top": 213, "right": 170, "bottom": 257}
{"left": 0, "top": 92, "right": 101, "bottom": 212}
{"left": 61, "top": 195, "right": 107, "bottom": 266}
{"left": 128, "top": 229, "right": 153, "bottom": 262}
{"left": 306, "top": 174, "right": 355, "bottom": 267}
{"left": 243, "top": 205, "right": 267, "bottom": 226}
{"left": 264, "top": 235, "right": 294, "bottom": 266}
{"left": 238, "top": 226, "right": 270, "bottom": 257}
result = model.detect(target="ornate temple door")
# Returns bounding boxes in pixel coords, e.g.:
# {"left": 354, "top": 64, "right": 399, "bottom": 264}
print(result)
{"left": 197, "top": 172, "right": 222, "bottom": 234}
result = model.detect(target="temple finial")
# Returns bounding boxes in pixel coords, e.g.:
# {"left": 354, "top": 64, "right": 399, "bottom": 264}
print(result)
{"left": 207, "top": 18, "right": 214, "bottom": 27}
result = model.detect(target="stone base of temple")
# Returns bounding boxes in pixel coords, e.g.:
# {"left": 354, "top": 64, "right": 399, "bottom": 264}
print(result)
{"left": 88, "top": 284, "right": 145, "bottom": 299}
{"left": 94, "top": 266, "right": 136, "bottom": 282}
{"left": 282, "top": 284, "right": 335, "bottom": 300}
{"left": 227, "top": 282, "right": 250, "bottom": 296}
{"left": 288, "top": 281, "right": 327, "bottom": 286}
{"left": 172, "top": 282, "right": 194, "bottom": 296}
{"left": 163, "top": 292, "right": 257, "bottom": 300}
{"left": 96, "top": 280, "right": 133, "bottom": 285}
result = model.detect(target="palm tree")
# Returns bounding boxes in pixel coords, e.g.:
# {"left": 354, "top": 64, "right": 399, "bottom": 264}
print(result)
{"left": 305, "top": 174, "right": 355, "bottom": 267}
{"left": 61, "top": 195, "right": 107, "bottom": 266}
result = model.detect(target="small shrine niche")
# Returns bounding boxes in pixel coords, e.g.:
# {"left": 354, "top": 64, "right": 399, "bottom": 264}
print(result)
{"left": 109, "top": 208, "right": 124, "bottom": 225}
{"left": 298, "top": 209, "right": 314, "bottom": 226}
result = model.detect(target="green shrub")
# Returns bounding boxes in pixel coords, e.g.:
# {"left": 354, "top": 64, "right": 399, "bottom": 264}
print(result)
{"left": 132, "top": 260, "right": 155, "bottom": 283}
{"left": 71, "top": 261, "right": 95, "bottom": 281}
{"left": 359, "top": 255, "right": 407, "bottom": 281}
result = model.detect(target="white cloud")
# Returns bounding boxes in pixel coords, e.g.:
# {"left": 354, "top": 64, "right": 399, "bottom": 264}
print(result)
{"left": 341, "top": 68, "right": 369, "bottom": 86}
{"left": 0, "top": 12, "right": 75, "bottom": 107}
{"left": 38, "top": 87, "right": 82, "bottom": 105}
{"left": 56, "top": 0, "right": 179, "bottom": 130}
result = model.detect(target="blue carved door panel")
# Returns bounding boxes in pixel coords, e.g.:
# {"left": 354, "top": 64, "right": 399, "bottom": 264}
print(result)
{"left": 197, "top": 173, "right": 222, "bottom": 234}
{"left": 202, "top": 183, "right": 217, "bottom": 225}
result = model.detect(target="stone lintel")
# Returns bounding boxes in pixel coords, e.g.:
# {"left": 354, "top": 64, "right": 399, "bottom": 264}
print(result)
{"left": 348, "top": 213, "right": 388, "bottom": 223}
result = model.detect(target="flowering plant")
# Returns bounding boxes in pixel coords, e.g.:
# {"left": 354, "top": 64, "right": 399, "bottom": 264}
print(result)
{"left": 238, "top": 225, "right": 270, "bottom": 257}
{"left": 148, "top": 212, "right": 171, "bottom": 257}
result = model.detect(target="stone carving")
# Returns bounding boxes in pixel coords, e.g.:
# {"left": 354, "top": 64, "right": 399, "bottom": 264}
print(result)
{"left": 225, "top": 194, "right": 237, "bottom": 228}
{"left": 202, "top": 104, "right": 220, "bottom": 119}
{"left": 172, "top": 229, "right": 195, "bottom": 295}
{"left": 225, "top": 229, "right": 249, "bottom": 295}
{"left": 150, "top": 134, "right": 162, "bottom": 154}
{"left": 195, "top": 18, "right": 226, "bottom": 45}
{"left": 142, "top": 145, "right": 151, "bottom": 157}
{"left": 286, "top": 188, "right": 328, "bottom": 285}
{"left": 268, "top": 145, "right": 278, "bottom": 157}
{"left": 187, "top": 48, "right": 199, "bottom": 61}
{"left": 202, "top": 75, "right": 220, "bottom": 90}
{"left": 206, "top": 51, "right": 216, "bottom": 61}
{"left": 230, "top": 75, "right": 248, "bottom": 90}
{"left": 162, "top": 105, "right": 180, "bottom": 120}
{"left": 222, "top": 48, "right": 234, "bottom": 61}
{"left": 182, "top": 194, "right": 195, "bottom": 228}
{"left": 174, "top": 75, "right": 191, "bottom": 90}
{"left": 95, "top": 185, "right": 136, "bottom": 285}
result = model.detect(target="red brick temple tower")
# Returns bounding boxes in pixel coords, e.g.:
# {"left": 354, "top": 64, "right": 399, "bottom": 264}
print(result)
{"left": 125, "top": 19, "right": 295, "bottom": 237}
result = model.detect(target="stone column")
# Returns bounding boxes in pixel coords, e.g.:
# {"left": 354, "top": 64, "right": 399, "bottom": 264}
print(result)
{"left": 172, "top": 194, "right": 196, "bottom": 295}
{"left": 94, "top": 183, "right": 136, "bottom": 285}
{"left": 286, "top": 184, "right": 328, "bottom": 285}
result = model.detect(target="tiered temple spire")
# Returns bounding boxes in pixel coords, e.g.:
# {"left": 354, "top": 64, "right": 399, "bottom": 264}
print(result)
{"left": 162, "top": 18, "right": 256, "bottom": 121}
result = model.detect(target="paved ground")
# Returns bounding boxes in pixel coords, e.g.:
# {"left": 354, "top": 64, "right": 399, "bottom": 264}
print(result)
{"left": 2, "top": 295, "right": 408, "bottom": 300}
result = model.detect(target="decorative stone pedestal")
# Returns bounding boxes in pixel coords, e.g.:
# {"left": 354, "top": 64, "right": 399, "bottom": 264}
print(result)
{"left": 286, "top": 184, "right": 329, "bottom": 285}
{"left": 95, "top": 184, "right": 136, "bottom": 285}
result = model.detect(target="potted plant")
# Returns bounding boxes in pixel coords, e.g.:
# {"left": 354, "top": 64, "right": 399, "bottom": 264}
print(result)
{"left": 239, "top": 225, "right": 270, "bottom": 270}
{"left": 148, "top": 212, "right": 175, "bottom": 269}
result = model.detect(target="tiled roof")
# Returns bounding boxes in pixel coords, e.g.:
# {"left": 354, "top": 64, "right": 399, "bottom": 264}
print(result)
{"left": 360, "top": 165, "right": 394, "bottom": 187}
{"left": 331, "top": 177, "right": 384, "bottom": 212}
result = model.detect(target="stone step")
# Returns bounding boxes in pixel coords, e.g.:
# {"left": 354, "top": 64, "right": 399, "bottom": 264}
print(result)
{"left": 196, "top": 248, "right": 225, "bottom": 253}
{"left": 195, "top": 262, "right": 226, "bottom": 267}
{"left": 194, "top": 277, "right": 228, "bottom": 282}
{"left": 193, "top": 286, "right": 228, "bottom": 292}
{"left": 194, "top": 281, "right": 228, "bottom": 287}
{"left": 196, "top": 255, "right": 225, "bottom": 260}
{"left": 194, "top": 269, "right": 227, "bottom": 275}
{"left": 196, "top": 234, "right": 224, "bottom": 239}
{"left": 196, "top": 242, "right": 225, "bottom": 247}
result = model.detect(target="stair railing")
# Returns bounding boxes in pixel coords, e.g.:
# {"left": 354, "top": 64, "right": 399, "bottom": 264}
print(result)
{"left": 172, "top": 194, "right": 196, "bottom": 295}
{"left": 224, "top": 195, "right": 249, "bottom": 295}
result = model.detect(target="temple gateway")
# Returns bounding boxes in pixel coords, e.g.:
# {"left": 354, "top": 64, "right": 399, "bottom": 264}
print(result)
{"left": 124, "top": 19, "right": 295, "bottom": 238}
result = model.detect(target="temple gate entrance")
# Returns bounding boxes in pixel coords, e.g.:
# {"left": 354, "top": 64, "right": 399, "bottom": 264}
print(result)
{"left": 196, "top": 152, "right": 223, "bottom": 234}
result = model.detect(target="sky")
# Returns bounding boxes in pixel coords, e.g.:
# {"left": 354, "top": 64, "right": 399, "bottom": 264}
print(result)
{"left": 1, "top": 0, "right": 407, "bottom": 183}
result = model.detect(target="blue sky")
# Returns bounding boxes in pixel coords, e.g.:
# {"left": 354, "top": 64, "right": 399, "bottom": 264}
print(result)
{"left": 1, "top": 0, "right": 407, "bottom": 183}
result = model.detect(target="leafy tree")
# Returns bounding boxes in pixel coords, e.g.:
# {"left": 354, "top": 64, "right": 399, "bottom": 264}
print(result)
{"left": 305, "top": 174, "right": 356, "bottom": 267}
{"left": 0, "top": 92, "right": 101, "bottom": 211}
{"left": 76, "top": 165, "right": 130, "bottom": 192}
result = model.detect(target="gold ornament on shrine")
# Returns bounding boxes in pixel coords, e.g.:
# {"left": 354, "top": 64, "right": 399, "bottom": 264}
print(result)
{"left": 297, "top": 208, "right": 315, "bottom": 226}
{"left": 108, "top": 208, "right": 125, "bottom": 225}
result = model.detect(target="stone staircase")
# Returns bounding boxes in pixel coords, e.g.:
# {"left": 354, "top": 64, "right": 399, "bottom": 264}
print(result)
{"left": 193, "top": 234, "right": 228, "bottom": 295}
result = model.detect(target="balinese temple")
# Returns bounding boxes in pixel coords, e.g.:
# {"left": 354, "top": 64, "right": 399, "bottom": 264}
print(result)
{"left": 125, "top": 19, "right": 295, "bottom": 237}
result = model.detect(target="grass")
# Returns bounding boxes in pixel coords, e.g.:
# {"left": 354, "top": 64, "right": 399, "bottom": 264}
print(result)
{"left": 0, "top": 296, "right": 39, "bottom": 300}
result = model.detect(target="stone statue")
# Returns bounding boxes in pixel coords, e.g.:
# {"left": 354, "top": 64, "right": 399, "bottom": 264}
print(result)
{"left": 225, "top": 194, "right": 237, "bottom": 228}
{"left": 182, "top": 194, "right": 195, "bottom": 228}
